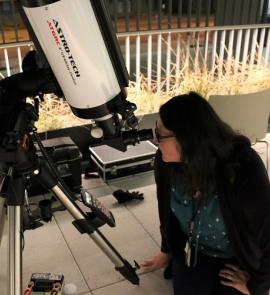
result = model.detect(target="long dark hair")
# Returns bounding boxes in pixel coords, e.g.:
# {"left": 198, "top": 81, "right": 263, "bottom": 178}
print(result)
{"left": 159, "top": 92, "right": 250, "bottom": 197}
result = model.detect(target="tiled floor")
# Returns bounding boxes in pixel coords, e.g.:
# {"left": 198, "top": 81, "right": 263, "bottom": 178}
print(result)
{"left": 0, "top": 171, "right": 173, "bottom": 295}
{"left": 0, "top": 136, "right": 269, "bottom": 295}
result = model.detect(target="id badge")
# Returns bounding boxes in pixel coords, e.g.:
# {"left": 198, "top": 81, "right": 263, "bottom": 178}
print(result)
{"left": 184, "top": 241, "right": 192, "bottom": 267}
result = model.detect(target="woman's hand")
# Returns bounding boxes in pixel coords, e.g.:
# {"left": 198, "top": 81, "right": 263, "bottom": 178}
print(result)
{"left": 219, "top": 264, "right": 251, "bottom": 295}
{"left": 141, "top": 251, "right": 169, "bottom": 272}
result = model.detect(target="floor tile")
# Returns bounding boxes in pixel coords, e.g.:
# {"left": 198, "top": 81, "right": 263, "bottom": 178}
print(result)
{"left": 86, "top": 185, "right": 113, "bottom": 198}
{"left": 92, "top": 269, "right": 173, "bottom": 295}
{"left": 125, "top": 184, "right": 161, "bottom": 245}
{"left": 0, "top": 217, "right": 90, "bottom": 295}
{"left": 53, "top": 193, "right": 160, "bottom": 290}
{"left": 81, "top": 174, "right": 106, "bottom": 190}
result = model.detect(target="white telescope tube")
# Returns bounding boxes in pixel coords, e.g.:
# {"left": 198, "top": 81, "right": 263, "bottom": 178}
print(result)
{"left": 22, "top": 0, "right": 123, "bottom": 119}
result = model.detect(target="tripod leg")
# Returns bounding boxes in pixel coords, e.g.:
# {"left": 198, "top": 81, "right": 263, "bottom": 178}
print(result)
{"left": 51, "top": 185, "right": 139, "bottom": 284}
{"left": 0, "top": 196, "right": 6, "bottom": 247}
{"left": 52, "top": 185, "right": 124, "bottom": 266}
{"left": 4, "top": 173, "right": 24, "bottom": 295}
{"left": 35, "top": 159, "right": 139, "bottom": 284}
{"left": 7, "top": 205, "right": 22, "bottom": 295}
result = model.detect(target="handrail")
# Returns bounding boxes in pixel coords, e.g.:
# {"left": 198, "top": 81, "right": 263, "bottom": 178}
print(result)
{"left": 2, "top": 23, "right": 270, "bottom": 48}
{"left": 1, "top": 23, "right": 270, "bottom": 49}
{"left": 0, "top": 41, "right": 33, "bottom": 49}
{"left": 117, "top": 23, "right": 270, "bottom": 37}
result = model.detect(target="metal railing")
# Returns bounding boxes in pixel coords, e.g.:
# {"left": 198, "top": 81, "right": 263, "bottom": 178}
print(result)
{"left": 0, "top": 41, "right": 33, "bottom": 77}
{"left": 0, "top": 0, "right": 268, "bottom": 45}
{"left": 117, "top": 23, "right": 270, "bottom": 92}
{"left": 1, "top": 24, "right": 270, "bottom": 93}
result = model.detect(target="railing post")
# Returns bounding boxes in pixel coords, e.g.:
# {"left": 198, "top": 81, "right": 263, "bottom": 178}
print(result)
{"left": 257, "top": 28, "right": 266, "bottom": 65}
{"left": 234, "top": 29, "right": 243, "bottom": 75}
{"left": 218, "top": 30, "right": 226, "bottom": 78}
{"left": 226, "top": 30, "right": 234, "bottom": 77}
{"left": 4, "top": 48, "right": 11, "bottom": 77}
{"left": 157, "top": 33, "right": 162, "bottom": 94}
{"left": 136, "top": 35, "right": 141, "bottom": 94}
{"left": 125, "top": 36, "right": 130, "bottom": 74}
{"left": 211, "top": 30, "right": 218, "bottom": 75}
{"left": 264, "top": 29, "right": 270, "bottom": 66}
{"left": 166, "top": 32, "right": 172, "bottom": 93}
{"left": 249, "top": 28, "right": 258, "bottom": 70}
{"left": 242, "top": 29, "right": 251, "bottom": 76}
{"left": 17, "top": 47, "right": 22, "bottom": 73}
{"left": 147, "top": 34, "right": 152, "bottom": 90}
{"left": 176, "top": 33, "right": 181, "bottom": 87}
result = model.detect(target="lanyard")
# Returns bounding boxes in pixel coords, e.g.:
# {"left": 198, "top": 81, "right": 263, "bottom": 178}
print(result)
{"left": 188, "top": 195, "right": 203, "bottom": 239}
{"left": 185, "top": 193, "right": 204, "bottom": 267}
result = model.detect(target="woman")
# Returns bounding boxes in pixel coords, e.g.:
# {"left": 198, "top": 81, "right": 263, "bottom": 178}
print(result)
{"left": 142, "top": 92, "right": 270, "bottom": 295}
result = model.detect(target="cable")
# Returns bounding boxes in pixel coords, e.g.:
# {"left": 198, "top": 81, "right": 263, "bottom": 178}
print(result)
{"left": 23, "top": 281, "right": 34, "bottom": 295}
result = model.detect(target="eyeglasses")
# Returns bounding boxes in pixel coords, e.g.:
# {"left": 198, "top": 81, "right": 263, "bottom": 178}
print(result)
{"left": 154, "top": 129, "right": 175, "bottom": 142}
{"left": 154, "top": 122, "right": 175, "bottom": 143}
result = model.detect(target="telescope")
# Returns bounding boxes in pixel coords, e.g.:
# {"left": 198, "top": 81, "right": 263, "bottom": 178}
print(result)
{"left": 13, "top": 0, "right": 152, "bottom": 149}
{"left": 0, "top": 1, "right": 154, "bottom": 294}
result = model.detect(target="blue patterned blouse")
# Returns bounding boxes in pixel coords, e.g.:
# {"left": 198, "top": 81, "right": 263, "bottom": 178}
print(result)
{"left": 171, "top": 174, "right": 233, "bottom": 259}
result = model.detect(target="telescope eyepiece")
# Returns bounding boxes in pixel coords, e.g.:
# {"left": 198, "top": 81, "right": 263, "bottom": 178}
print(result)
{"left": 121, "top": 129, "right": 153, "bottom": 146}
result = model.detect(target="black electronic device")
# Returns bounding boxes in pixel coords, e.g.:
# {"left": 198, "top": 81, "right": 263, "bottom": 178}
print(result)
{"left": 81, "top": 189, "right": 115, "bottom": 227}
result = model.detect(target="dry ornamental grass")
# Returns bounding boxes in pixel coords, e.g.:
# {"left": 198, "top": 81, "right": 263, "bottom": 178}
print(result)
{"left": 35, "top": 43, "right": 270, "bottom": 132}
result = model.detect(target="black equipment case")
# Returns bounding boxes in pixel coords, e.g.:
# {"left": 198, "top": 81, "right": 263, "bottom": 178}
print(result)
{"left": 28, "top": 137, "right": 82, "bottom": 196}
{"left": 89, "top": 140, "right": 158, "bottom": 182}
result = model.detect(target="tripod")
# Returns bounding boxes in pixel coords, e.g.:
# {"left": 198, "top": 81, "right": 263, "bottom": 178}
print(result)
{"left": 0, "top": 102, "right": 139, "bottom": 295}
